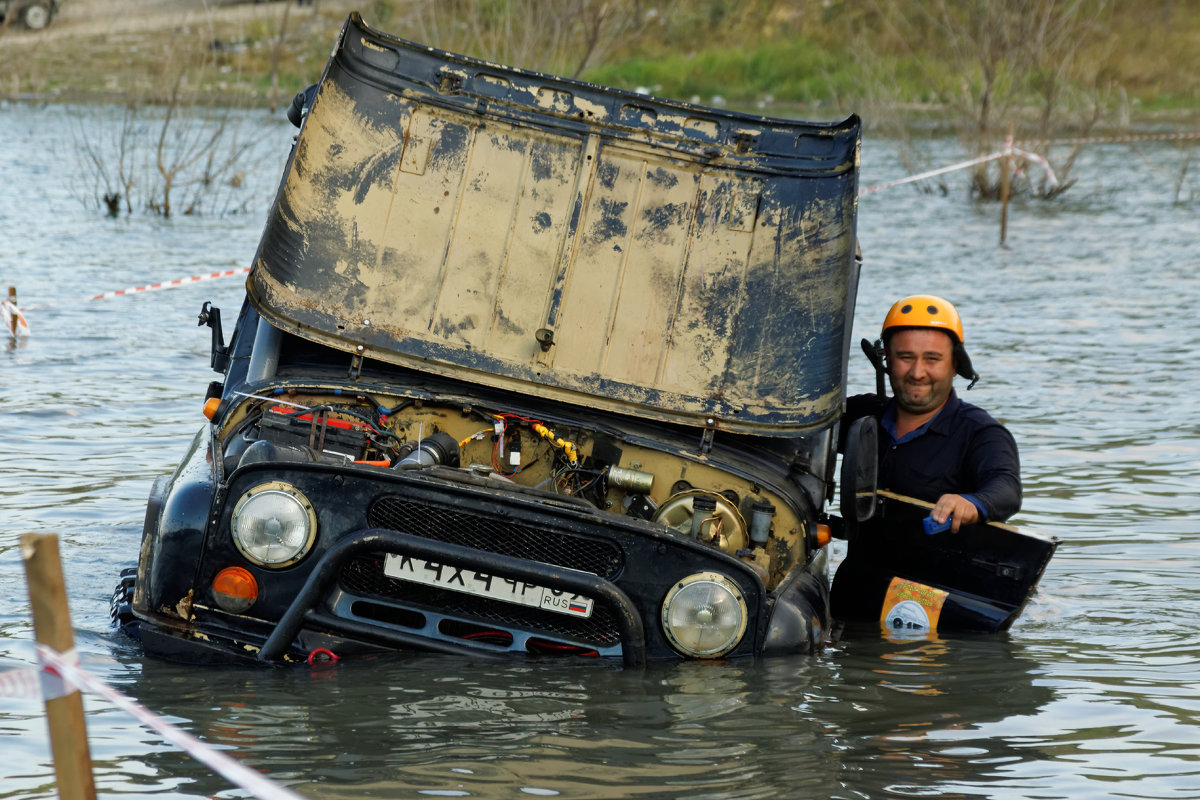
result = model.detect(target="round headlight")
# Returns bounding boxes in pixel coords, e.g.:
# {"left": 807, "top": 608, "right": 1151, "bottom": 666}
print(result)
{"left": 231, "top": 482, "right": 317, "bottom": 567}
{"left": 661, "top": 571, "right": 749, "bottom": 658}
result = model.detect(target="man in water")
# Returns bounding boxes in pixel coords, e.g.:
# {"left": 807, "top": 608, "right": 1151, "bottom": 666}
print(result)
{"left": 846, "top": 294, "right": 1022, "bottom": 530}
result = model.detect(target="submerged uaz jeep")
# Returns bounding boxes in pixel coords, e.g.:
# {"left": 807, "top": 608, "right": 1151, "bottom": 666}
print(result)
{"left": 112, "top": 14, "right": 863, "bottom": 665}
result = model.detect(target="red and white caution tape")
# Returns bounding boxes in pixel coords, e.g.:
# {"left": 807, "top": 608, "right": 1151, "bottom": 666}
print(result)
{"left": 862, "top": 129, "right": 1198, "bottom": 195}
{"left": 37, "top": 645, "right": 80, "bottom": 700}
{"left": 1010, "top": 145, "right": 1059, "bottom": 186}
{"left": 0, "top": 648, "right": 78, "bottom": 701}
{"left": 2, "top": 299, "right": 31, "bottom": 338}
{"left": 860, "top": 140, "right": 1058, "bottom": 195}
{"left": 9, "top": 266, "right": 250, "bottom": 321}
{"left": 1017, "top": 131, "right": 1200, "bottom": 147}
{"left": 89, "top": 267, "right": 250, "bottom": 301}
{"left": 859, "top": 151, "right": 1004, "bottom": 195}
{"left": 0, "top": 665, "right": 43, "bottom": 698}
{"left": 0, "top": 646, "right": 306, "bottom": 800}
{"left": 1004, "top": 133, "right": 1060, "bottom": 187}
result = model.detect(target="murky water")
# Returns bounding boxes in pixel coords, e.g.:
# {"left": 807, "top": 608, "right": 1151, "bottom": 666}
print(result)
{"left": 3, "top": 102, "right": 1199, "bottom": 799}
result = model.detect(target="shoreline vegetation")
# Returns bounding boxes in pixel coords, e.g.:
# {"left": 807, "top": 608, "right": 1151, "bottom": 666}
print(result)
{"left": 3, "top": 1, "right": 1199, "bottom": 124}
{"left": 4, "top": 0, "right": 1197, "bottom": 214}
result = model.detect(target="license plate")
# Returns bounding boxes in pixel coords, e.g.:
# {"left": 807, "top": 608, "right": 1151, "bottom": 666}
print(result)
{"left": 382, "top": 554, "right": 594, "bottom": 619}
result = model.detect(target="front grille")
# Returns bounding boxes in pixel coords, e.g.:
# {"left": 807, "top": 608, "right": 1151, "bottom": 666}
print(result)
{"left": 344, "top": 494, "right": 629, "bottom": 647}
{"left": 365, "top": 494, "right": 624, "bottom": 577}
{"left": 340, "top": 555, "right": 623, "bottom": 646}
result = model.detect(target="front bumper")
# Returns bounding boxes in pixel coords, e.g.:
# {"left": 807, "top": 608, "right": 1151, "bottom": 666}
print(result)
{"left": 123, "top": 462, "right": 829, "bottom": 665}
{"left": 258, "top": 527, "right": 647, "bottom": 666}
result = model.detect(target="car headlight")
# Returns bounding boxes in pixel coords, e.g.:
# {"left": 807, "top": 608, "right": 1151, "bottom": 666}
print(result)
{"left": 660, "top": 571, "right": 748, "bottom": 658}
{"left": 231, "top": 482, "right": 317, "bottom": 567}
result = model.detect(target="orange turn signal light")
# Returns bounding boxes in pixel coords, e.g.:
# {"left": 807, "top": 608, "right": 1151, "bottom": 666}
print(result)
{"left": 203, "top": 397, "right": 221, "bottom": 420}
{"left": 814, "top": 523, "right": 832, "bottom": 549}
{"left": 212, "top": 566, "right": 259, "bottom": 613}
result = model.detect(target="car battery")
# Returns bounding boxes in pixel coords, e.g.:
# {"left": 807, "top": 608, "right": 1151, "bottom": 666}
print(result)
{"left": 258, "top": 406, "right": 370, "bottom": 462}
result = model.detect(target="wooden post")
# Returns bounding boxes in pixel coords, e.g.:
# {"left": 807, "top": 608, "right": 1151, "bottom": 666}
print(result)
{"left": 21, "top": 534, "right": 98, "bottom": 800}
{"left": 7, "top": 287, "right": 16, "bottom": 338}
{"left": 999, "top": 124, "right": 1013, "bottom": 245}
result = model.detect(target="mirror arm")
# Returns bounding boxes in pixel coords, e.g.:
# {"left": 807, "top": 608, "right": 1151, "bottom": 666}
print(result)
{"left": 198, "top": 301, "right": 230, "bottom": 373}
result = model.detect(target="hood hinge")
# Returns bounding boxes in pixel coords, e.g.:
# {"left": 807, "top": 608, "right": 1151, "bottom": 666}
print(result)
{"left": 699, "top": 419, "right": 717, "bottom": 454}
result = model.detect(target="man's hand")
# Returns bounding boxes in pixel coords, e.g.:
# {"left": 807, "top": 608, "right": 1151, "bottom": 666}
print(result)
{"left": 932, "top": 494, "right": 980, "bottom": 533}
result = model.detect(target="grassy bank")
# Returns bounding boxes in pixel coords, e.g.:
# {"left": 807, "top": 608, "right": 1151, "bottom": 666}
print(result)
{"left": 3, "top": 0, "right": 1198, "bottom": 130}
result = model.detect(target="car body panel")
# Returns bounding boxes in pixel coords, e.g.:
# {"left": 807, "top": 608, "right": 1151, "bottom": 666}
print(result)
{"left": 247, "top": 13, "right": 860, "bottom": 435}
{"left": 116, "top": 13, "right": 858, "bottom": 665}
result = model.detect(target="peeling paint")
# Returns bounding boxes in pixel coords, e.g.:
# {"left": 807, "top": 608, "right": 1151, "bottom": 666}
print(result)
{"left": 174, "top": 589, "right": 194, "bottom": 622}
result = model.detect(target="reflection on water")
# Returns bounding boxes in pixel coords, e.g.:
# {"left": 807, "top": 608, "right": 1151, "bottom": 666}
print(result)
{"left": 3, "top": 104, "right": 1200, "bottom": 799}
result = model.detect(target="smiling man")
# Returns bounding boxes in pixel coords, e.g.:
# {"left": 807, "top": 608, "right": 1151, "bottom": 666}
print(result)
{"left": 847, "top": 295, "right": 1022, "bottom": 531}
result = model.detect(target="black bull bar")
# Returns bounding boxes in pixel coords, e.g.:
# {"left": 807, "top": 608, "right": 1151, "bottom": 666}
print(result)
{"left": 258, "top": 528, "right": 647, "bottom": 667}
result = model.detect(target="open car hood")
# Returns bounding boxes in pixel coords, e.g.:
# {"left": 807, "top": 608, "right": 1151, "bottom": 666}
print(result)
{"left": 247, "top": 13, "right": 861, "bottom": 435}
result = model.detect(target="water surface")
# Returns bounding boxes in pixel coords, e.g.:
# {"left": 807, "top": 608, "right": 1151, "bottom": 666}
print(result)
{"left": 2, "top": 103, "right": 1199, "bottom": 799}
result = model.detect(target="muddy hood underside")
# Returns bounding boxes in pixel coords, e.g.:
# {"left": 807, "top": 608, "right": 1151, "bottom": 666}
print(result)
{"left": 247, "top": 13, "right": 861, "bottom": 435}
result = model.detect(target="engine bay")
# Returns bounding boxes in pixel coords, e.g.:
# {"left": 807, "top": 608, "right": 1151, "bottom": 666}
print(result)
{"left": 214, "top": 387, "right": 822, "bottom": 590}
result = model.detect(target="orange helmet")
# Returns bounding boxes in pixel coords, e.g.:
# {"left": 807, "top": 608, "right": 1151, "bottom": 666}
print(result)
{"left": 882, "top": 295, "right": 965, "bottom": 343}
{"left": 881, "top": 294, "right": 978, "bottom": 387}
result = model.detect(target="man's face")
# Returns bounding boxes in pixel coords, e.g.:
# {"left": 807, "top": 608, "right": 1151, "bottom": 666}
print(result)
{"left": 886, "top": 328, "right": 956, "bottom": 415}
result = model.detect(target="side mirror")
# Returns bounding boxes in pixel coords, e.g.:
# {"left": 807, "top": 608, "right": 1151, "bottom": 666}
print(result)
{"left": 840, "top": 416, "right": 879, "bottom": 524}
{"left": 198, "top": 301, "right": 230, "bottom": 373}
